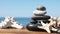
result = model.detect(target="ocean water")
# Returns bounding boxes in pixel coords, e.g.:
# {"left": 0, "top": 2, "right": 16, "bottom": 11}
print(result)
{"left": 0, "top": 17, "right": 31, "bottom": 26}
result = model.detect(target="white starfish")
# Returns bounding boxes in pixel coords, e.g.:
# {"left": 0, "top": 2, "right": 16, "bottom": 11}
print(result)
{"left": 37, "top": 21, "right": 57, "bottom": 33}
{"left": 10, "top": 17, "right": 23, "bottom": 29}
{"left": 0, "top": 16, "right": 11, "bottom": 28}
{"left": 37, "top": 21, "right": 51, "bottom": 33}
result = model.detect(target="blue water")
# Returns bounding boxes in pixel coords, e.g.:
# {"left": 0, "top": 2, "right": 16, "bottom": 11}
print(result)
{"left": 0, "top": 17, "right": 31, "bottom": 26}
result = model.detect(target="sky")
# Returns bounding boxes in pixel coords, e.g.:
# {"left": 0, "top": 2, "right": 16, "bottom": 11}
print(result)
{"left": 0, "top": 0, "right": 60, "bottom": 17}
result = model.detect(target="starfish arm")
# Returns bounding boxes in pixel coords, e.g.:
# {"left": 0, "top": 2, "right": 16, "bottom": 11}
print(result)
{"left": 37, "top": 26, "right": 44, "bottom": 29}
{"left": 45, "top": 28, "right": 51, "bottom": 33}
{"left": 51, "top": 27, "right": 57, "bottom": 31}
{"left": 41, "top": 21, "right": 45, "bottom": 26}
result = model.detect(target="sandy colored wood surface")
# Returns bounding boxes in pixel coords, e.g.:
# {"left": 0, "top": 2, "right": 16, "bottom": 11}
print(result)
{"left": 0, "top": 29, "right": 58, "bottom": 34}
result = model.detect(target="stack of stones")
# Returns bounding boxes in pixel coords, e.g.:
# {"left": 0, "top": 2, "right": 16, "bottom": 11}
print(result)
{"left": 32, "top": 6, "right": 50, "bottom": 24}
{"left": 26, "top": 6, "right": 51, "bottom": 31}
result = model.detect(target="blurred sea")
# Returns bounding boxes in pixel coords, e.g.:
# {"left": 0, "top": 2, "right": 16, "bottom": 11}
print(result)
{"left": 0, "top": 17, "right": 31, "bottom": 26}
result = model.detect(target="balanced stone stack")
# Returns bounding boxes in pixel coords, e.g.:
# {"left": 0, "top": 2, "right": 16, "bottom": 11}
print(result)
{"left": 31, "top": 6, "right": 50, "bottom": 24}
{"left": 26, "top": 6, "right": 51, "bottom": 31}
